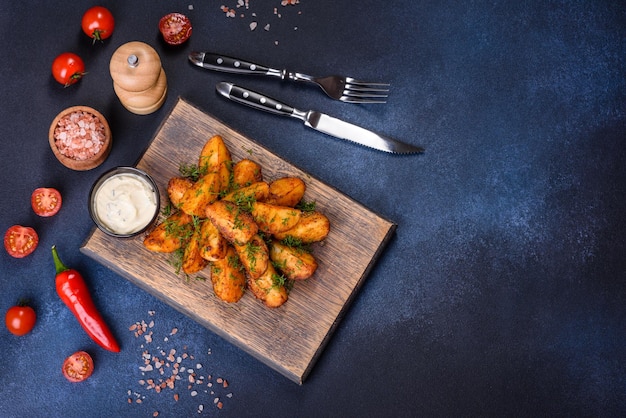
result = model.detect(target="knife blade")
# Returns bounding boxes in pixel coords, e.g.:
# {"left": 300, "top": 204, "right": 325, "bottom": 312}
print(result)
{"left": 215, "top": 82, "right": 424, "bottom": 155}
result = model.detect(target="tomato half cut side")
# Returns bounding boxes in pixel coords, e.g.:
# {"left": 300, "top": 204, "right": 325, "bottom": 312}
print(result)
{"left": 4, "top": 225, "right": 39, "bottom": 258}
{"left": 62, "top": 351, "right": 94, "bottom": 382}
{"left": 32, "top": 187, "right": 62, "bottom": 217}
{"left": 159, "top": 13, "right": 192, "bottom": 45}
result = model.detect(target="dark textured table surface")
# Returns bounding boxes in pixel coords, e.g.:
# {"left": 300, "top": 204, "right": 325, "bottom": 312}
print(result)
{"left": 1, "top": 1, "right": 625, "bottom": 417}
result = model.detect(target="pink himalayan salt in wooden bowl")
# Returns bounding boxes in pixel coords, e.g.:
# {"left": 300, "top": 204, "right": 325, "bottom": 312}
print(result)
{"left": 49, "top": 106, "right": 112, "bottom": 171}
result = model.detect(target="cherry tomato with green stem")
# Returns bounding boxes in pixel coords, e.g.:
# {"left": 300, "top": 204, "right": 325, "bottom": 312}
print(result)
{"left": 5, "top": 302, "right": 36, "bottom": 336}
{"left": 82, "top": 6, "right": 115, "bottom": 43}
{"left": 51, "top": 52, "right": 86, "bottom": 87}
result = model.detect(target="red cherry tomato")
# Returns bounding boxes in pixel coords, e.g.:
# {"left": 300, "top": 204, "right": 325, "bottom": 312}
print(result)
{"left": 82, "top": 6, "right": 115, "bottom": 42}
{"left": 5, "top": 304, "right": 36, "bottom": 336}
{"left": 159, "top": 13, "right": 192, "bottom": 45}
{"left": 62, "top": 351, "right": 94, "bottom": 382}
{"left": 4, "top": 225, "right": 38, "bottom": 258}
{"left": 51, "top": 52, "right": 86, "bottom": 87}
{"left": 31, "top": 187, "right": 62, "bottom": 217}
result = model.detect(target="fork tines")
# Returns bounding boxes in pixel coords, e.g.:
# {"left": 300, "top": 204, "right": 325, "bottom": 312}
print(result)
{"left": 342, "top": 78, "right": 390, "bottom": 104}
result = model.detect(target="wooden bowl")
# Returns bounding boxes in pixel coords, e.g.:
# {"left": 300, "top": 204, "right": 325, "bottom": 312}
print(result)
{"left": 49, "top": 106, "right": 112, "bottom": 171}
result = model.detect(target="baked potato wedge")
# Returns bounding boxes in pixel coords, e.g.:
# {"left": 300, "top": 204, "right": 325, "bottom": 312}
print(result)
{"left": 205, "top": 200, "right": 258, "bottom": 245}
{"left": 198, "top": 218, "right": 228, "bottom": 262}
{"left": 167, "top": 177, "right": 194, "bottom": 208}
{"left": 182, "top": 227, "right": 209, "bottom": 275}
{"left": 143, "top": 211, "right": 194, "bottom": 253}
{"left": 266, "top": 177, "right": 306, "bottom": 207}
{"left": 179, "top": 171, "right": 221, "bottom": 217}
{"left": 269, "top": 240, "right": 318, "bottom": 280}
{"left": 198, "top": 134, "right": 231, "bottom": 173}
{"left": 216, "top": 161, "right": 232, "bottom": 196}
{"left": 232, "top": 158, "right": 263, "bottom": 188}
{"left": 233, "top": 234, "right": 269, "bottom": 280}
{"left": 221, "top": 181, "right": 269, "bottom": 206}
{"left": 250, "top": 202, "right": 301, "bottom": 235}
{"left": 211, "top": 246, "right": 246, "bottom": 303}
{"left": 247, "top": 263, "right": 288, "bottom": 308}
{"left": 273, "top": 211, "right": 330, "bottom": 243}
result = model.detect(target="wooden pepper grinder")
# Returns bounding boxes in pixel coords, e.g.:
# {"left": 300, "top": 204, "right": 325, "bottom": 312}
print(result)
{"left": 109, "top": 41, "right": 167, "bottom": 115}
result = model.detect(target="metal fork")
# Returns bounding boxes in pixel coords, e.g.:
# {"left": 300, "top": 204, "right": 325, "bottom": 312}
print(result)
{"left": 188, "top": 52, "right": 389, "bottom": 104}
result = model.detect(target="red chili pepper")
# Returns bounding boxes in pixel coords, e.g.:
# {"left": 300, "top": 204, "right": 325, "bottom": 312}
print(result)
{"left": 52, "top": 245, "right": 120, "bottom": 352}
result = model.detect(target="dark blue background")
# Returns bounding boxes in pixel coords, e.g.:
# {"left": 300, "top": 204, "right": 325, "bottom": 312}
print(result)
{"left": 1, "top": 1, "right": 624, "bottom": 417}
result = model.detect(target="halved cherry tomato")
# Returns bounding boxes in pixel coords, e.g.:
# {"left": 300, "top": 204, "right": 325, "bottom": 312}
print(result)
{"left": 5, "top": 303, "right": 36, "bottom": 336}
{"left": 4, "top": 225, "right": 38, "bottom": 258}
{"left": 31, "top": 187, "right": 62, "bottom": 217}
{"left": 51, "top": 52, "right": 86, "bottom": 87}
{"left": 159, "top": 13, "right": 192, "bottom": 45}
{"left": 62, "top": 351, "right": 94, "bottom": 382}
{"left": 82, "top": 6, "right": 115, "bottom": 42}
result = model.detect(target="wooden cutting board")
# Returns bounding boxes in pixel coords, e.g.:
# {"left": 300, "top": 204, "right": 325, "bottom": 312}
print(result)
{"left": 81, "top": 97, "right": 396, "bottom": 384}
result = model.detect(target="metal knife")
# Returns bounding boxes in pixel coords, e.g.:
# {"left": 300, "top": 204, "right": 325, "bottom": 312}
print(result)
{"left": 190, "top": 51, "right": 284, "bottom": 77}
{"left": 215, "top": 82, "right": 424, "bottom": 155}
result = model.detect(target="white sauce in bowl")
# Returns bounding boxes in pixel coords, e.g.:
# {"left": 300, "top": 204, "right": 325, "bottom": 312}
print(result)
{"left": 93, "top": 173, "right": 158, "bottom": 235}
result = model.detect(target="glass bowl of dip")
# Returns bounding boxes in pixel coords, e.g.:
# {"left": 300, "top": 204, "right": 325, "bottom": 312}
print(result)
{"left": 89, "top": 167, "right": 160, "bottom": 238}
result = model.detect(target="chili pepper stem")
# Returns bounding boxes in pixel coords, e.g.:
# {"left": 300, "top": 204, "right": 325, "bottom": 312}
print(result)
{"left": 51, "top": 245, "right": 69, "bottom": 274}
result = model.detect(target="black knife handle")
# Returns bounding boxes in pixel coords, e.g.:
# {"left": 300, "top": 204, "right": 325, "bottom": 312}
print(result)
{"left": 200, "top": 53, "right": 283, "bottom": 78}
{"left": 216, "top": 82, "right": 296, "bottom": 117}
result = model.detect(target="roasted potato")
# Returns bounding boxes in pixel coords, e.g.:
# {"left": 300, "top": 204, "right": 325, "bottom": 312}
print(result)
{"left": 145, "top": 132, "right": 330, "bottom": 307}
{"left": 234, "top": 234, "right": 269, "bottom": 280}
{"left": 179, "top": 171, "right": 221, "bottom": 217}
{"left": 167, "top": 177, "right": 194, "bottom": 208}
{"left": 232, "top": 158, "right": 263, "bottom": 188}
{"left": 143, "top": 211, "right": 194, "bottom": 253}
{"left": 198, "top": 134, "right": 231, "bottom": 173}
{"left": 221, "top": 181, "right": 269, "bottom": 206}
{"left": 205, "top": 200, "right": 258, "bottom": 245}
{"left": 250, "top": 202, "right": 301, "bottom": 235}
{"left": 182, "top": 227, "right": 209, "bottom": 274}
{"left": 247, "top": 263, "right": 288, "bottom": 308}
{"left": 198, "top": 218, "right": 228, "bottom": 262}
{"left": 273, "top": 211, "right": 330, "bottom": 243}
{"left": 216, "top": 161, "right": 232, "bottom": 196}
{"left": 269, "top": 240, "right": 318, "bottom": 280}
{"left": 211, "top": 246, "right": 246, "bottom": 303}
{"left": 266, "top": 177, "right": 306, "bottom": 207}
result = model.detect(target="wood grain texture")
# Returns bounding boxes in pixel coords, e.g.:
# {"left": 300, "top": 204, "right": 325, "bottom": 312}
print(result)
{"left": 80, "top": 97, "right": 396, "bottom": 384}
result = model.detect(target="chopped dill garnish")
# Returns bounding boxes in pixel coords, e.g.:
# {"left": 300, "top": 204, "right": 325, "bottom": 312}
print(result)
{"left": 168, "top": 248, "right": 185, "bottom": 274}
{"left": 280, "top": 236, "right": 311, "bottom": 253}
{"left": 191, "top": 215, "right": 202, "bottom": 229}
{"left": 227, "top": 253, "right": 243, "bottom": 271}
{"left": 296, "top": 200, "right": 316, "bottom": 212}
{"left": 230, "top": 190, "right": 256, "bottom": 212}
{"left": 178, "top": 163, "right": 205, "bottom": 181}
{"left": 271, "top": 259, "right": 287, "bottom": 271}
{"left": 271, "top": 272, "right": 294, "bottom": 292}
{"left": 244, "top": 241, "right": 261, "bottom": 272}
{"left": 161, "top": 203, "right": 173, "bottom": 217}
